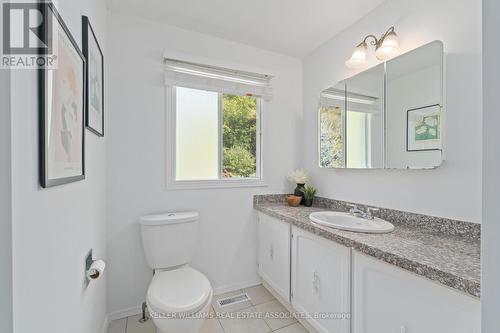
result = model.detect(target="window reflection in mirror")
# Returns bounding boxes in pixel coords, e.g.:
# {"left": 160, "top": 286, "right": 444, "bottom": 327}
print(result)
{"left": 346, "top": 64, "right": 385, "bottom": 168}
{"left": 319, "top": 83, "right": 345, "bottom": 168}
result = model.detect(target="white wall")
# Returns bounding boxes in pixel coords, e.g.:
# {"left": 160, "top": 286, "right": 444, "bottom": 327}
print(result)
{"left": 0, "top": 68, "right": 12, "bottom": 333}
{"left": 106, "top": 12, "right": 302, "bottom": 316}
{"left": 10, "top": 1, "right": 108, "bottom": 332}
{"left": 303, "top": 0, "right": 482, "bottom": 222}
{"left": 482, "top": 0, "right": 500, "bottom": 330}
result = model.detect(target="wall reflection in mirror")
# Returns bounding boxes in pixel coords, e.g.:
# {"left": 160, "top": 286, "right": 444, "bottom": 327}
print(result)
{"left": 319, "top": 41, "right": 443, "bottom": 169}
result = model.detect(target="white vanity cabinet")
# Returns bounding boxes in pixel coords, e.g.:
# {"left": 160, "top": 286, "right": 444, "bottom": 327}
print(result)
{"left": 291, "top": 226, "right": 351, "bottom": 333}
{"left": 352, "top": 251, "right": 481, "bottom": 333}
{"left": 257, "top": 212, "right": 291, "bottom": 302}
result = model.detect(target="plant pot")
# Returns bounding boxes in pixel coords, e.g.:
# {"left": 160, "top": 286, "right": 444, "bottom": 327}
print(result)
{"left": 294, "top": 183, "right": 306, "bottom": 204}
{"left": 304, "top": 198, "right": 313, "bottom": 207}
{"left": 287, "top": 195, "right": 302, "bottom": 207}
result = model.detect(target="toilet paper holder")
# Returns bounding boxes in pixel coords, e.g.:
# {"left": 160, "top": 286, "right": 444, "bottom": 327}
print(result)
{"left": 84, "top": 249, "right": 106, "bottom": 288}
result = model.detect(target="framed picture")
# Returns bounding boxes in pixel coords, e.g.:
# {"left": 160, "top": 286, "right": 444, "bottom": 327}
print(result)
{"left": 82, "top": 16, "right": 104, "bottom": 136}
{"left": 407, "top": 104, "right": 442, "bottom": 152}
{"left": 39, "top": 3, "right": 86, "bottom": 188}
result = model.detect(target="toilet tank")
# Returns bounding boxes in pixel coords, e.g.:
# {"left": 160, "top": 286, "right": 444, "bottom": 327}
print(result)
{"left": 139, "top": 212, "right": 199, "bottom": 269}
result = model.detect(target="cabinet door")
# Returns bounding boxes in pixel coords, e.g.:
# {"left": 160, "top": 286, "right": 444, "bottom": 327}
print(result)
{"left": 257, "top": 213, "right": 290, "bottom": 301}
{"left": 291, "top": 227, "right": 351, "bottom": 333}
{"left": 352, "top": 251, "right": 480, "bottom": 333}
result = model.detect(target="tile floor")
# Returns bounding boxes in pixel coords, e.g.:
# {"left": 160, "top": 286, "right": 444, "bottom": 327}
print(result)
{"left": 108, "top": 284, "right": 308, "bottom": 333}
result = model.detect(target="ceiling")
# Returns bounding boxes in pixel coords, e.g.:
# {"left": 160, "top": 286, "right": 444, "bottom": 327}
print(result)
{"left": 106, "top": 0, "right": 387, "bottom": 57}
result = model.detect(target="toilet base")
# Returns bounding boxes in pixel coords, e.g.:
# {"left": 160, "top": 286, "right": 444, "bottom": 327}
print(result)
{"left": 148, "top": 290, "right": 213, "bottom": 333}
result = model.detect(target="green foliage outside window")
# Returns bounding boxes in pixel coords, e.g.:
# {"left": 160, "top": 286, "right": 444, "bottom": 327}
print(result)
{"left": 320, "top": 107, "right": 344, "bottom": 168}
{"left": 223, "top": 146, "right": 256, "bottom": 178}
{"left": 222, "top": 94, "right": 257, "bottom": 177}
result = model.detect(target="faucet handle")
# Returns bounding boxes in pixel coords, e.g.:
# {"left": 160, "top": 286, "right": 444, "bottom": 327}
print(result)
{"left": 347, "top": 204, "right": 358, "bottom": 212}
{"left": 366, "top": 207, "right": 379, "bottom": 219}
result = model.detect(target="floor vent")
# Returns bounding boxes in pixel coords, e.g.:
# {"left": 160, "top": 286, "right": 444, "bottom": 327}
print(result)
{"left": 216, "top": 293, "right": 251, "bottom": 308}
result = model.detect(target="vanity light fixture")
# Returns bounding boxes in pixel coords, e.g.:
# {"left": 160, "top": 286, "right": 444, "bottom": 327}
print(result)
{"left": 345, "top": 26, "right": 400, "bottom": 68}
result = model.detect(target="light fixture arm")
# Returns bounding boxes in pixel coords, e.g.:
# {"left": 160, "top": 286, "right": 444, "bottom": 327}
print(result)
{"left": 359, "top": 26, "right": 396, "bottom": 48}
{"left": 361, "top": 35, "right": 379, "bottom": 47}
{"left": 378, "top": 26, "right": 396, "bottom": 47}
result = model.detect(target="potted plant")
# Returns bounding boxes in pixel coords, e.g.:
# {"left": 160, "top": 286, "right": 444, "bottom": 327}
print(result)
{"left": 287, "top": 169, "right": 309, "bottom": 204}
{"left": 303, "top": 186, "right": 317, "bottom": 207}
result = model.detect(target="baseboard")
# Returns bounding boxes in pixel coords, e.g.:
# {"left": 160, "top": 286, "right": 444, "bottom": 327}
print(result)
{"left": 213, "top": 278, "right": 262, "bottom": 295}
{"left": 107, "top": 305, "right": 142, "bottom": 322}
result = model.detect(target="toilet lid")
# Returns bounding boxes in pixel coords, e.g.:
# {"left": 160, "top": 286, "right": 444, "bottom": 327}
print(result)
{"left": 147, "top": 266, "right": 212, "bottom": 314}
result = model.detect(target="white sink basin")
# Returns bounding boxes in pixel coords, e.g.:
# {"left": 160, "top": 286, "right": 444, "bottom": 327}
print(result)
{"left": 309, "top": 211, "right": 394, "bottom": 233}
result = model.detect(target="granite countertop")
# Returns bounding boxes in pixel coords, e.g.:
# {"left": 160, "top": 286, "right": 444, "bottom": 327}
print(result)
{"left": 254, "top": 195, "right": 481, "bottom": 298}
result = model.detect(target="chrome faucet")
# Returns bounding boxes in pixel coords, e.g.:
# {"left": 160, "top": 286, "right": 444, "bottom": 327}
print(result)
{"left": 348, "top": 204, "right": 379, "bottom": 220}
{"left": 348, "top": 204, "right": 366, "bottom": 217}
{"left": 364, "top": 207, "right": 379, "bottom": 220}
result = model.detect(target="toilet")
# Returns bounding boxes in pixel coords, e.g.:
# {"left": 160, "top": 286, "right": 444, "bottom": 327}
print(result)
{"left": 139, "top": 212, "right": 213, "bottom": 333}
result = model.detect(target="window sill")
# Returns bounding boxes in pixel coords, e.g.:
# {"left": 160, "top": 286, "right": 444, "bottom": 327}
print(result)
{"left": 166, "top": 178, "right": 268, "bottom": 190}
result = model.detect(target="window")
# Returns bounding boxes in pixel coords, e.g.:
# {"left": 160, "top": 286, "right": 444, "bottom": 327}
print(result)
{"left": 175, "top": 86, "right": 261, "bottom": 180}
{"left": 165, "top": 58, "right": 271, "bottom": 189}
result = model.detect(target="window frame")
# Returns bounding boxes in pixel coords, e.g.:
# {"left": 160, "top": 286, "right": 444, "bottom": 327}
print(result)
{"left": 165, "top": 86, "right": 267, "bottom": 190}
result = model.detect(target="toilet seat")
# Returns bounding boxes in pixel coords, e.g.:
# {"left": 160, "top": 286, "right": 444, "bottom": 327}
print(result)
{"left": 147, "top": 266, "right": 212, "bottom": 314}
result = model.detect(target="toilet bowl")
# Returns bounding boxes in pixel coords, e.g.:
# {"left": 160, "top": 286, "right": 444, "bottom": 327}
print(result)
{"left": 147, "top": 266, "right": 213, "bottom": 333}
{"left": 139, "top": 212, "right": 213, "bottom": 333}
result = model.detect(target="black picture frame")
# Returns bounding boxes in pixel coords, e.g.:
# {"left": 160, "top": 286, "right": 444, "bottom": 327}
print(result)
{"left": 39, "top": 3, "right": 86, "bottom": 188}
{"left": 406, "top": 104, "right": 442, "bottom": 152}
{"left": 82, "top": 16, "right": 104, "bottom": 137}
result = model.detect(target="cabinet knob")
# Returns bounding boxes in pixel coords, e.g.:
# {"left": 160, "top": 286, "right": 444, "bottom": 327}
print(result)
{"left": 269, "top": 244, "right": 274, "bottom": 261}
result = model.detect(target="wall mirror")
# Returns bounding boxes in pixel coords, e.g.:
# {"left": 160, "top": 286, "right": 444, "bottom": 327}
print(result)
{"left": 319, "top": 40, "right": 444, "bottom": 169}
